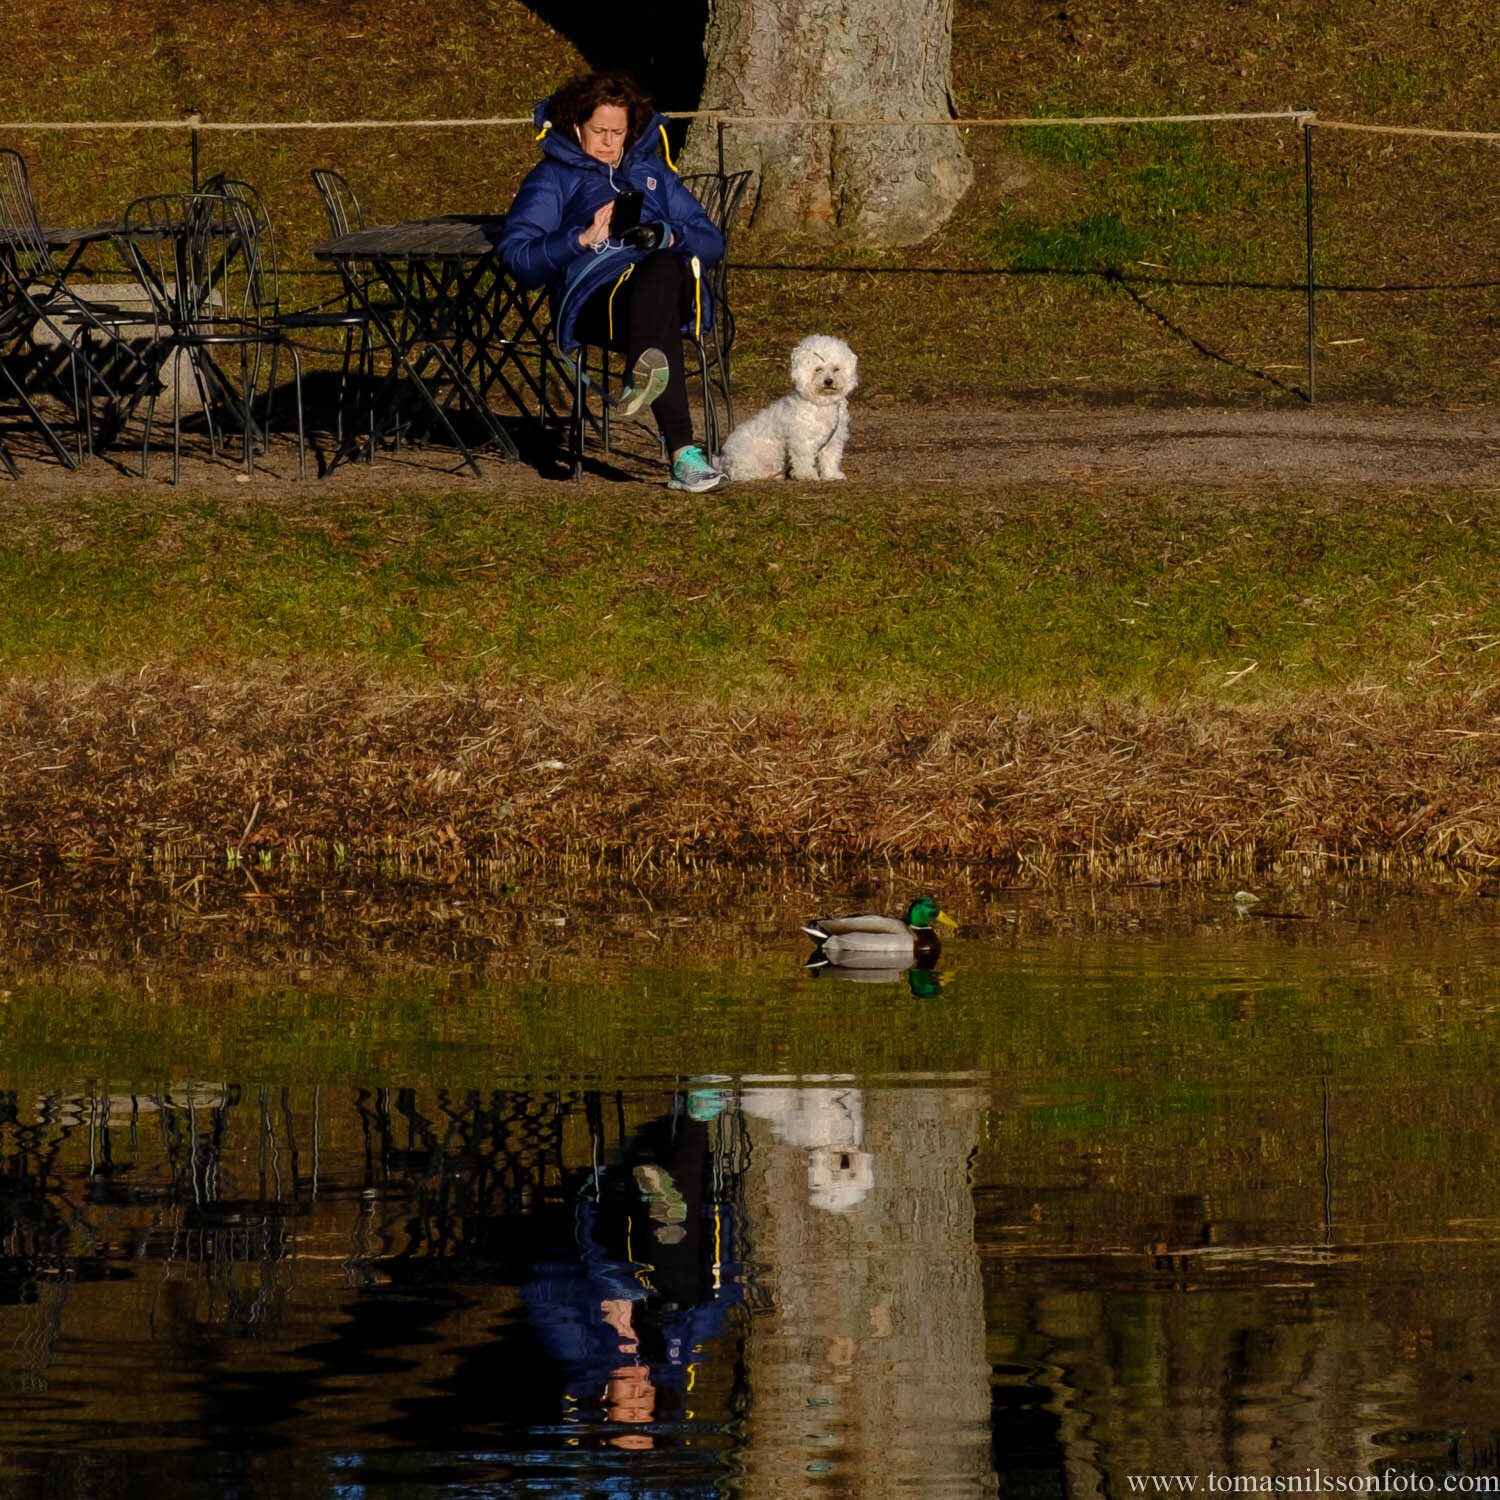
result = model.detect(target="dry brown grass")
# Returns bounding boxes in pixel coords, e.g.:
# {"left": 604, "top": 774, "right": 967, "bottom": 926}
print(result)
{"left": 5, "top": 664, "right": 1499, "bottom": 893}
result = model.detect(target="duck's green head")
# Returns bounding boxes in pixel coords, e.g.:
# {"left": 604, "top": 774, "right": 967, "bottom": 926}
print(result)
{"left": 905, "top": 896, "right": 958, "bottom": 930}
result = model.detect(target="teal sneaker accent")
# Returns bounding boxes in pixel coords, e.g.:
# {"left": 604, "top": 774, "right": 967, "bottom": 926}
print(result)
{"left": 615, "top": 347, "right": 670, "bottom": 417}
{"left": 687, "top": 1088, "right": 727, "bottom": 1122}
{"left": 667, "top": 444, "right": 726, "bottom": 493}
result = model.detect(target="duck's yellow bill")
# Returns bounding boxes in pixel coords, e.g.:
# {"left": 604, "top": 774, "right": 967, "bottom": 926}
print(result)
{"left": 936, "top": 910, "right": 960, "bottom": 929}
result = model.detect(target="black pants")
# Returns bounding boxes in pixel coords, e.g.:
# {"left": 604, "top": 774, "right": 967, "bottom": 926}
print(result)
{"left": 574, "top": 250, "right": 696, "bottom": 455}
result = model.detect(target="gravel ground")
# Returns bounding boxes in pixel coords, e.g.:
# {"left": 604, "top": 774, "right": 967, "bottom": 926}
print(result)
{"left": 5, "top": 400, "right": 1500, "bottom": 497}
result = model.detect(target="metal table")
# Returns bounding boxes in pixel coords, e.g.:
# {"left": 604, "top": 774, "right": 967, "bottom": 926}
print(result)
{"left": 312, "top": 215, "right": 566, "bottom": 475}
{"left": 38, "top": 221, "right": 129, "bottom": 277}
{"left": 0, "top": 221, "right": 128, "bottom": 277}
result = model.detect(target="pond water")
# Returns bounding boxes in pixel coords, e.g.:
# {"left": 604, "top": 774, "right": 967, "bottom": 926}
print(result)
{"left": 4, "top": 886, "right": 1500, "bottom": 1497}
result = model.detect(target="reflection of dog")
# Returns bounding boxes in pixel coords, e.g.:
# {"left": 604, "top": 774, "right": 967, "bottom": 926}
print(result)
{"left": 737, "top": 1084, "right": 874, "bottom": 1214}
{"left": 722, "top": 334, "right": 858, "bottom": 481}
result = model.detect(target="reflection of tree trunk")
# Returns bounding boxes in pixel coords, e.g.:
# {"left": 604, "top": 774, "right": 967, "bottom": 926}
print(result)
{"left": 737, "top": 1085, "right": 997, "bottom": 1498}
{"left": 686, "top": 0, "right": 973, "bottom": 246}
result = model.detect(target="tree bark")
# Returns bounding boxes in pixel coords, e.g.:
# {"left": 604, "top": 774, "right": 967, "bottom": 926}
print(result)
{"left": 685, "top": 0, "right": 973, "bottom": 246}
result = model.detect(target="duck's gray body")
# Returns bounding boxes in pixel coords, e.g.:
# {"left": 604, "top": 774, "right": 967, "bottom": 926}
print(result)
{"left": 801, "top": 912, "right": 932, "bottom": 967}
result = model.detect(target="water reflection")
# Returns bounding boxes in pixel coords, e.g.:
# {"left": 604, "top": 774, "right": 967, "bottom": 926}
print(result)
{"left": 805, "top": 960, "right": 950, "bottom": 997}
{"left": 0, "top": 1076, "right": 998, "bottom": 1496}
{"left": 8, "top": 906, "right": 1500, "bottom": 1500}
{"left": 739, "top": 1080, "right": 875, "bottom": 1213}
{"left": 520, "top": 1096, "right": 741, "bottom": 1458}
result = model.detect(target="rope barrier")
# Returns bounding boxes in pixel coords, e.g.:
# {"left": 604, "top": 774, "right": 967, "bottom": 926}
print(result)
{"left": 0, "top": 116, "right": 537, "bottom": 132}
{"left": 4, "top": 109, "right": 1498, "bottom": 140}
{"left": 1313, "top": 119, "right": 1500, "bottom": 143}
{"left": 701, "top": 110, "right": 1316, "bottom": 127}
{"left": 0, "top": 108, "right": 1317, "bottom": 133}
{"left": 4, "top": 101, "right": 1491, "bottom": 420}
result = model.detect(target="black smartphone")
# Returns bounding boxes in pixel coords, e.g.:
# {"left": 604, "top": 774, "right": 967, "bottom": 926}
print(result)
{"left": 610, "top": 189, "right": 644, "bottom": 236}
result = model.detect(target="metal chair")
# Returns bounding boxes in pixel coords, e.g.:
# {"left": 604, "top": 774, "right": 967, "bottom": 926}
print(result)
{"left": 0, "top": 331, "right": 25, "bottom": 476}
{"left": 562, "top": 169, "right": 751, "bottom": 480}
{"left": 210, "top": 177, "right": 378, "bottom": 458}
{"left": 679, "top": 169, "right": 752, "bottom": 439}
{"left": 309, "top": 167, "right": 362, "bottom": 240}
{"left": 0, "top": 147, "right": 145, "bottom": 467}
{"left": 120, "top": 189, "right": 307, "bottom": 482}
{"left": 0, "top": 271, "right": 75, "bottom": 474}
{"left": 308, "top": 168, "right": 398, "bottom": 457}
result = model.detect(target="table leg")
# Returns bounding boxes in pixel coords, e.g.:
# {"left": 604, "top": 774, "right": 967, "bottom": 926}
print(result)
{"left": 402, "top": 256, "right": 521, "bottom": 462}
{"left": 326, "top": 256, "right": 487, "bottom": 475}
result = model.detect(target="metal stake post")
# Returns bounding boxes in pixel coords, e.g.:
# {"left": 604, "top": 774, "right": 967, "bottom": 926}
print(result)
{"left": 1303, "top": 116, "right": 1316, "bottom": 403}
{"left": 184, "top": 108, "right": 202, "bottom": 190}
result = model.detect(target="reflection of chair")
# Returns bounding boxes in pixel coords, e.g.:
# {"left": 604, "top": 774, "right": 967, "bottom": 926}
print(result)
{"left": 562, "top": 168, "right": 752, "bottom": 480}
{"left": 120, "top": 190, "right": 306, "bottom": 482}
{"left": 0, "top": 147, "right": 144, "bottom": 469}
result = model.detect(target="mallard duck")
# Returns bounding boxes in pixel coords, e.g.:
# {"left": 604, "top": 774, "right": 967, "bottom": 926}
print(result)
{"left": 801, "top": 896, "right": 958, "bottom": 968}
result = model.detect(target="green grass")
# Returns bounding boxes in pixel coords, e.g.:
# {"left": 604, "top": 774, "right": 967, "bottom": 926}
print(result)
{"left": 984, "top": 212, "right": 1151, "bottom": 276}
{"left": 984, "top": 120, "right": 1303, "bottom": 283}
{"left": 4, "top": 487, "right": 1499, "bottom": 710}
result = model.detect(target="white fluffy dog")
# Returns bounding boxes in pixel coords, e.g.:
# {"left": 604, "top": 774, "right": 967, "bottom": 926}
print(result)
{"left": 721, "top": 335, "right": 857, "bottom": 481}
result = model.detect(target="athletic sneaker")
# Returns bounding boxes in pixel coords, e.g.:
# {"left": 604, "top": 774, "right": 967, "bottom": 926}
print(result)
{"left": 615, "top": 347, "right": 670, "bottom": 417}
{"left": 667, "top": 444, "right": 726, "bottom": 493}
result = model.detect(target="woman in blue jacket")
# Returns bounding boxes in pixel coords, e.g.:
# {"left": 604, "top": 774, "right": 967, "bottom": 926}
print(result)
{"left": 499, "top": 71, "right": 727, "bottom": 492}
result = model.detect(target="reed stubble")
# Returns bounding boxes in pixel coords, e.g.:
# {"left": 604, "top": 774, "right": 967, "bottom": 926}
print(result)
{"left": 4, "top": 664, "right": 1497, "bottom": 891}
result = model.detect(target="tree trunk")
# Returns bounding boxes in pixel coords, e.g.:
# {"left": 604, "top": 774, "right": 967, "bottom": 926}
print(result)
{"left": 684, "top": 0, "right": 973, "bottom": 247}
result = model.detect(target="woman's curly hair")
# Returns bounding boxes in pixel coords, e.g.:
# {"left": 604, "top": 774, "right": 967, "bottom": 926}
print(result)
{"left": 546, "top": 70, "right": 655, "bottom": 147}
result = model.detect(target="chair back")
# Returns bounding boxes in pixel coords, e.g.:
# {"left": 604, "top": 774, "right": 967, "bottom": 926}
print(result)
{"left": 309, "top": 167, "right": 380, "bottom": 304}
{"left": 121, "top": 192, "right": 196, "bottom": 330}
{"left": 681, "top": 170, "right": 752, "bottom": 242}
{"left": 680, "top": 169, "right": 752, "bottom": 357}
{"left": 310, "top": 168, "right": 365, "bottom": 237}
{"left": 200, "top": 177, "right": 281, "bottom": 314}
{"left": 0, "top": 149, "right": 58, "bottom": 287}
{"left": 122, "top": 191, "right": 265, "bottom": 332}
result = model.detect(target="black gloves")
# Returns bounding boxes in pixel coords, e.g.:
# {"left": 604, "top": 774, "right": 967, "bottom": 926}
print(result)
{"left": 620, "top": 222, "right": 665, "bottom": 251}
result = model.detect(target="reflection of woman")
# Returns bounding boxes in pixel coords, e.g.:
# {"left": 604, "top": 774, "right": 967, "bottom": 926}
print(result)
{"left": 499, "top": 70, "right": 727, "bottom": 493}
{"left": 521, "top": 1107, "right": 739, "bottom": 1449}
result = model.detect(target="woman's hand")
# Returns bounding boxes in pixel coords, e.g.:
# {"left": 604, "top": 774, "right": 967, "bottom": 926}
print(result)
{"left": 577, "top": 201, "right": 614, "bottom": 249}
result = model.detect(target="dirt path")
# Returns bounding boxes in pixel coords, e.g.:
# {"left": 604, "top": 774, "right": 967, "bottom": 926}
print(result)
{"left": 857, "top": 401, "right": 1500, "bottom": 490}
{"left": 5, "top": 401, "right": 1500, "bottom": 498}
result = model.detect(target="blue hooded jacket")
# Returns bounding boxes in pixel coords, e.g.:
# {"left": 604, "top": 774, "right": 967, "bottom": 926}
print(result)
{"left": 498, "top": 97, "right": 724, "bottom": 355}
